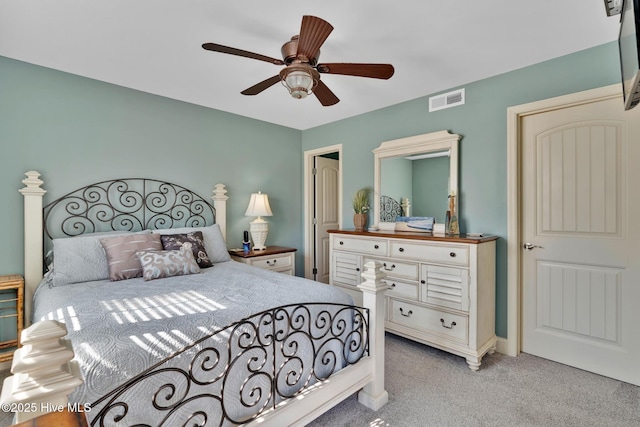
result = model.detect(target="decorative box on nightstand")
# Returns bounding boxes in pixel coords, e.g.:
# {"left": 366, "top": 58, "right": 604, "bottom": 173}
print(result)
{"left": 229, "top": 246, "right": 297, "bottom": 276}
{"left": 0, "top": 274, "right": 24, "bottom": 363}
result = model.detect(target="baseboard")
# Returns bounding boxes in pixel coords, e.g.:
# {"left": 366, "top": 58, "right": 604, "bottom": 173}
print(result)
{"left": 495, "top": 336, "right": 515, "bottom": 356}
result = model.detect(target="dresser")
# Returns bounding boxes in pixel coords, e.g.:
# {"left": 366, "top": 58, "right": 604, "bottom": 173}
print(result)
{"left": 329, "top": 230, "right": 497, "bottom": 370}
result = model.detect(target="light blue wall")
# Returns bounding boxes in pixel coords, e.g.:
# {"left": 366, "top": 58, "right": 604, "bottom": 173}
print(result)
{"left": 380, "top": 157, "right": 412, "bottom": 208}
{"left": 0, "top": 57, "right": 303, "bottom": 274}
{"left": 412, "top": 156, "right": 450, "bottom": 221}
{"left": 302, "top": 42, "right": 621, "bottom": 337}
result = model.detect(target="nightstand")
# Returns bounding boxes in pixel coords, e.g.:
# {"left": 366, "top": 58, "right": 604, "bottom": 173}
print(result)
{"left": 229, "top": 246, "right": 297, "bottom": 276}
{"left": 12, "top": 407, "right": 89, "bottom": 427}
{"left": 0, "top": 275, "right": 24, "bottom": 363}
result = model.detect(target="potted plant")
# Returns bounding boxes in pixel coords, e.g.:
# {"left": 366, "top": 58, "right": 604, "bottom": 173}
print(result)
{"left": 352, "top": 187, "right": 371, "bottom": 231}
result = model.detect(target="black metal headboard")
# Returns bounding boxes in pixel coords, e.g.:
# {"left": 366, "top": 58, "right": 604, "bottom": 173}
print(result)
{"left": 380, "top": 195, "right": 403, "bottom": 222}
{"left": 43, "top": 178, "right": 216, "bottom": 239}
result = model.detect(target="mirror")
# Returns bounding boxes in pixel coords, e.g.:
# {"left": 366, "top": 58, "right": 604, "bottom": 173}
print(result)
{"left": 373, "top": 130, "right": 460, "bottom": 229}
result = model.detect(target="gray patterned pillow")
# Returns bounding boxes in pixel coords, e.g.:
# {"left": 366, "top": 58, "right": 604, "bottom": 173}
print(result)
{"left": 152, "top": 224, "right": 230, "bottom": 263}
{"left": 136, "top": 246, "right": 201, "bottom": 281}
{"left": 100, "top": 233, "right": 163, "bottom": 281}
{"left": 160, "top": 231, "right": 213, "bottom": 268}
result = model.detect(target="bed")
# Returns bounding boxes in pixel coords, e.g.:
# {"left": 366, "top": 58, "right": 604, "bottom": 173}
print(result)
{"left": 12, "top": 171, "right": 388, "bottom": 426}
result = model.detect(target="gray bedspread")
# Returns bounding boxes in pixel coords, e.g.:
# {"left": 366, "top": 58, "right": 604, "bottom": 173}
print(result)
{"left": 33, "top": 260, "right": 358, "bottom": 425}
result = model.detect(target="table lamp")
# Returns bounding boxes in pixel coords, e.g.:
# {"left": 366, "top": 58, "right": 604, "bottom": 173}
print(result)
{"left": 244, "top": 191, "right": 273, "bottom": 250}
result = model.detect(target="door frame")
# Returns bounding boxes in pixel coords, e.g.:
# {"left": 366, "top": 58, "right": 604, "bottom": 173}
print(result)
{"left": 505, "top": 84, "right": 622, "bottom": 357}
{"left": 303, "top": 144, "right": 343, "bottom": 280}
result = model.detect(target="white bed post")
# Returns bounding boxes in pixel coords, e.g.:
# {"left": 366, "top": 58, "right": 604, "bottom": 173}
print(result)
{"left": 1, "top": 320, "right": 83, "bottom": 423}
{"left": 357, "top": 260, "right": 389, "bottom": 410}
{"left": 211, "top": 183, "right": 228, "bottom": 242}
{"left": 19, "top": 171, "right": 46, "bottom": 326}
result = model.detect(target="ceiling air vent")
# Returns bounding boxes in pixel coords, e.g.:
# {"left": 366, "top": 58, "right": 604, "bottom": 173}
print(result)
{"left": 429, "top": 88, "right": 465, "bottom": 112}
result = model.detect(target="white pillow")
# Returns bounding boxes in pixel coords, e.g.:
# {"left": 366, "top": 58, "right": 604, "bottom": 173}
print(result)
{"left": 51, "top": 230, "right": 151, "bottom": 287}
{"left": 152, "top": 224, "right": 230, "bottom": 263}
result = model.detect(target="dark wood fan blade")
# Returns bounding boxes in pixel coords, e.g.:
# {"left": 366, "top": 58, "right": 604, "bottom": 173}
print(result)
{"left": 313, "top": 80, "right": 340, "bottom": 106}
{"left": 316, "top": 63, "right": 395, "bottom": 79}
{"left": 297, "top": 16, "right": 334, "bottom": 61}
{"left": 241, "top": 75, "right": 282, "bottom": 95}
{"left": 202, "top": 43, "right": 284, "bottom": 65}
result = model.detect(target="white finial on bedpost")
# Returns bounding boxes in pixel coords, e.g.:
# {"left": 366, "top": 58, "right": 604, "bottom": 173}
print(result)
{"left": 401, "top": 197, "right": 411, "bottom": 217}
{"left": 19, "top": 171, "right": 46, "bottom": 326}
{"left": 357, "top": 260, "right": 389, "bottom": 410}
{"left": 211, "top": 184, "right": 228, "bottom": 242}
{"left": 1, "top": 320, "right": 83, "bottom": 423}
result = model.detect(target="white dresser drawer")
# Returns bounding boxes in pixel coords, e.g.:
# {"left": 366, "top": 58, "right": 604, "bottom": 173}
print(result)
{"left": 248, "top": 252, "right": 293, "bottom": 271}
{"left": 389, "top": 241, "right": 469, "bottom": 266}
{"left": 333, "top": 236, "right": 387, "bottom": 256}
{"left": 363, "top": 256, "right": 419, "bottom": 281}
{"left": 383, "top": 278, "right": 418, "bottom": 300}
{"left": 388, "top": 298, "right": 468, "bottom": 343}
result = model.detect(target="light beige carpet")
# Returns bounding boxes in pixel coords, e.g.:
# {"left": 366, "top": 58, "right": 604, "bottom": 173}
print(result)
{"left": 1, "top": 333, "right": 638, "bottom": 426}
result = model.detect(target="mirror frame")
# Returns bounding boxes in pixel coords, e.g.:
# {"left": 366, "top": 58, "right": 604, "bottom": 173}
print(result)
{"left": 373, "top": 130, "right": 460, "bottom": 228}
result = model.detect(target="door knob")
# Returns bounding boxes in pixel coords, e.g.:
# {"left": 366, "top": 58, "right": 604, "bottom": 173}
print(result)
{"left": 523, "top": 242, "right": 543, "bottom": 250}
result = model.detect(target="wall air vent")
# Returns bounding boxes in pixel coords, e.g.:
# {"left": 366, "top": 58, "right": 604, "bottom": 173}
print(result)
{"left": 429, "top": 88, "right": 465, "bottom": 112}
{"left": 603, "top": 0, "right": 622, "bottom": 16}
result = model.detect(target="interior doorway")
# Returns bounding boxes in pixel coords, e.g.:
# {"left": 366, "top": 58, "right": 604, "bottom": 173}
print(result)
{"left": 303, "top": 145, "right": 342, "bottom": 282}
{"left": 507, "top": 84, "right": 640, "bottom": 385}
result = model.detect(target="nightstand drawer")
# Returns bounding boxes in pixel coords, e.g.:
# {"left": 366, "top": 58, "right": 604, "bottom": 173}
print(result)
{"left": 230, "top": 246, "right": 296, "bottom": 276}
{"left": 249, "top": 253, "right": 292, "bottom": 270}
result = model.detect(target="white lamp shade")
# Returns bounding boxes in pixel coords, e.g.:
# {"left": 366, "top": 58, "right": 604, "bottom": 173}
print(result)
{"left": 244, "top": 192, "right": 273, "bottom": 217}
{"left": 245, "top": 192, "right": 272, "bottom": 250}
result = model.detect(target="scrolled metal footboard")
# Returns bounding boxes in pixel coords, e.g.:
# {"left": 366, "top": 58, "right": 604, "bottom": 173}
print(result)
{"left": 89, "top": 303, "right": 369, "bottom": 427}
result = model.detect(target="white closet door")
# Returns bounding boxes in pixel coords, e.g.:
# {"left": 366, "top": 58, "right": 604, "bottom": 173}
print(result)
{"left": 521, "top": 95, "right": 640, "bottom": 385}
{"left": 314, "top": 156, "right": 339, "bottom": 283}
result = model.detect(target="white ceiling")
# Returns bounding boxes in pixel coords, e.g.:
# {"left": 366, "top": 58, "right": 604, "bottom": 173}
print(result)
{"left": 0, "top": 1, "right": 621, "bottom": 130}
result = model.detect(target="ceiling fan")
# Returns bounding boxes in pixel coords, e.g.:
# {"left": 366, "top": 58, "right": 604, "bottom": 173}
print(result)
{"left": 202, "top": 15, "right": 395, "bottom": 106}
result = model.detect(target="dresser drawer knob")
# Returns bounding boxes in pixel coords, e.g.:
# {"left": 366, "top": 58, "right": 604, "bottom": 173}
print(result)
{"left": 355, "top": 267, "right": 360, "bottom": 272}
{"left": 440, "top": 318, "right": 457, "bottom": 329}
{"left": 374, "top": 244, "right": 379, "bottom": 249}
{"left": 398, "top": 247, "right": 405, "bottom": 252}
{"left": 399, "top": 307, "right": 413, "bottom": 317}
{"left": 383, "top": 263, "right": 396, "bottom": 271}
{"left": 390, "top": 283, "right": 396, "bottom": 288}
{"left": 420, "top": 279, "right": 425, "bottom": 284}
{"left": 266, "top": 260, "right": 277, "bottom": 266}
{"left": 339, "top": 241, "right": 344, "bottom": 245}
{"left": 449, "top": 252, "right": 456, "bottom": 257}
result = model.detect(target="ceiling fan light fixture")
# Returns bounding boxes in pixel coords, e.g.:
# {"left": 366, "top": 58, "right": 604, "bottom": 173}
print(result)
{"left": 280, "top": 64, "right": 319, "bottom": 99}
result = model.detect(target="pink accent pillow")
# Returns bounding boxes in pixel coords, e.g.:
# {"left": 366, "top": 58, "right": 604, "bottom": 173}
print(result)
{"left": 100, "top": 233, "right": 163, "bottom": 281}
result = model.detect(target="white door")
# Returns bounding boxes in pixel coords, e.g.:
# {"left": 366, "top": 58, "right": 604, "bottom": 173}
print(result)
{"left": 314, "top": 156, "right": 339, "bottom": 283}
{"left": 521, "top": 95, "right": 640, "bottom": 385}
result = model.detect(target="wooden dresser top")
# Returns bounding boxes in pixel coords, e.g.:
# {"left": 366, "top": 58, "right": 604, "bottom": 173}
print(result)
{"left": 328, "top": 229, "right": 498, "bottom": 244}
